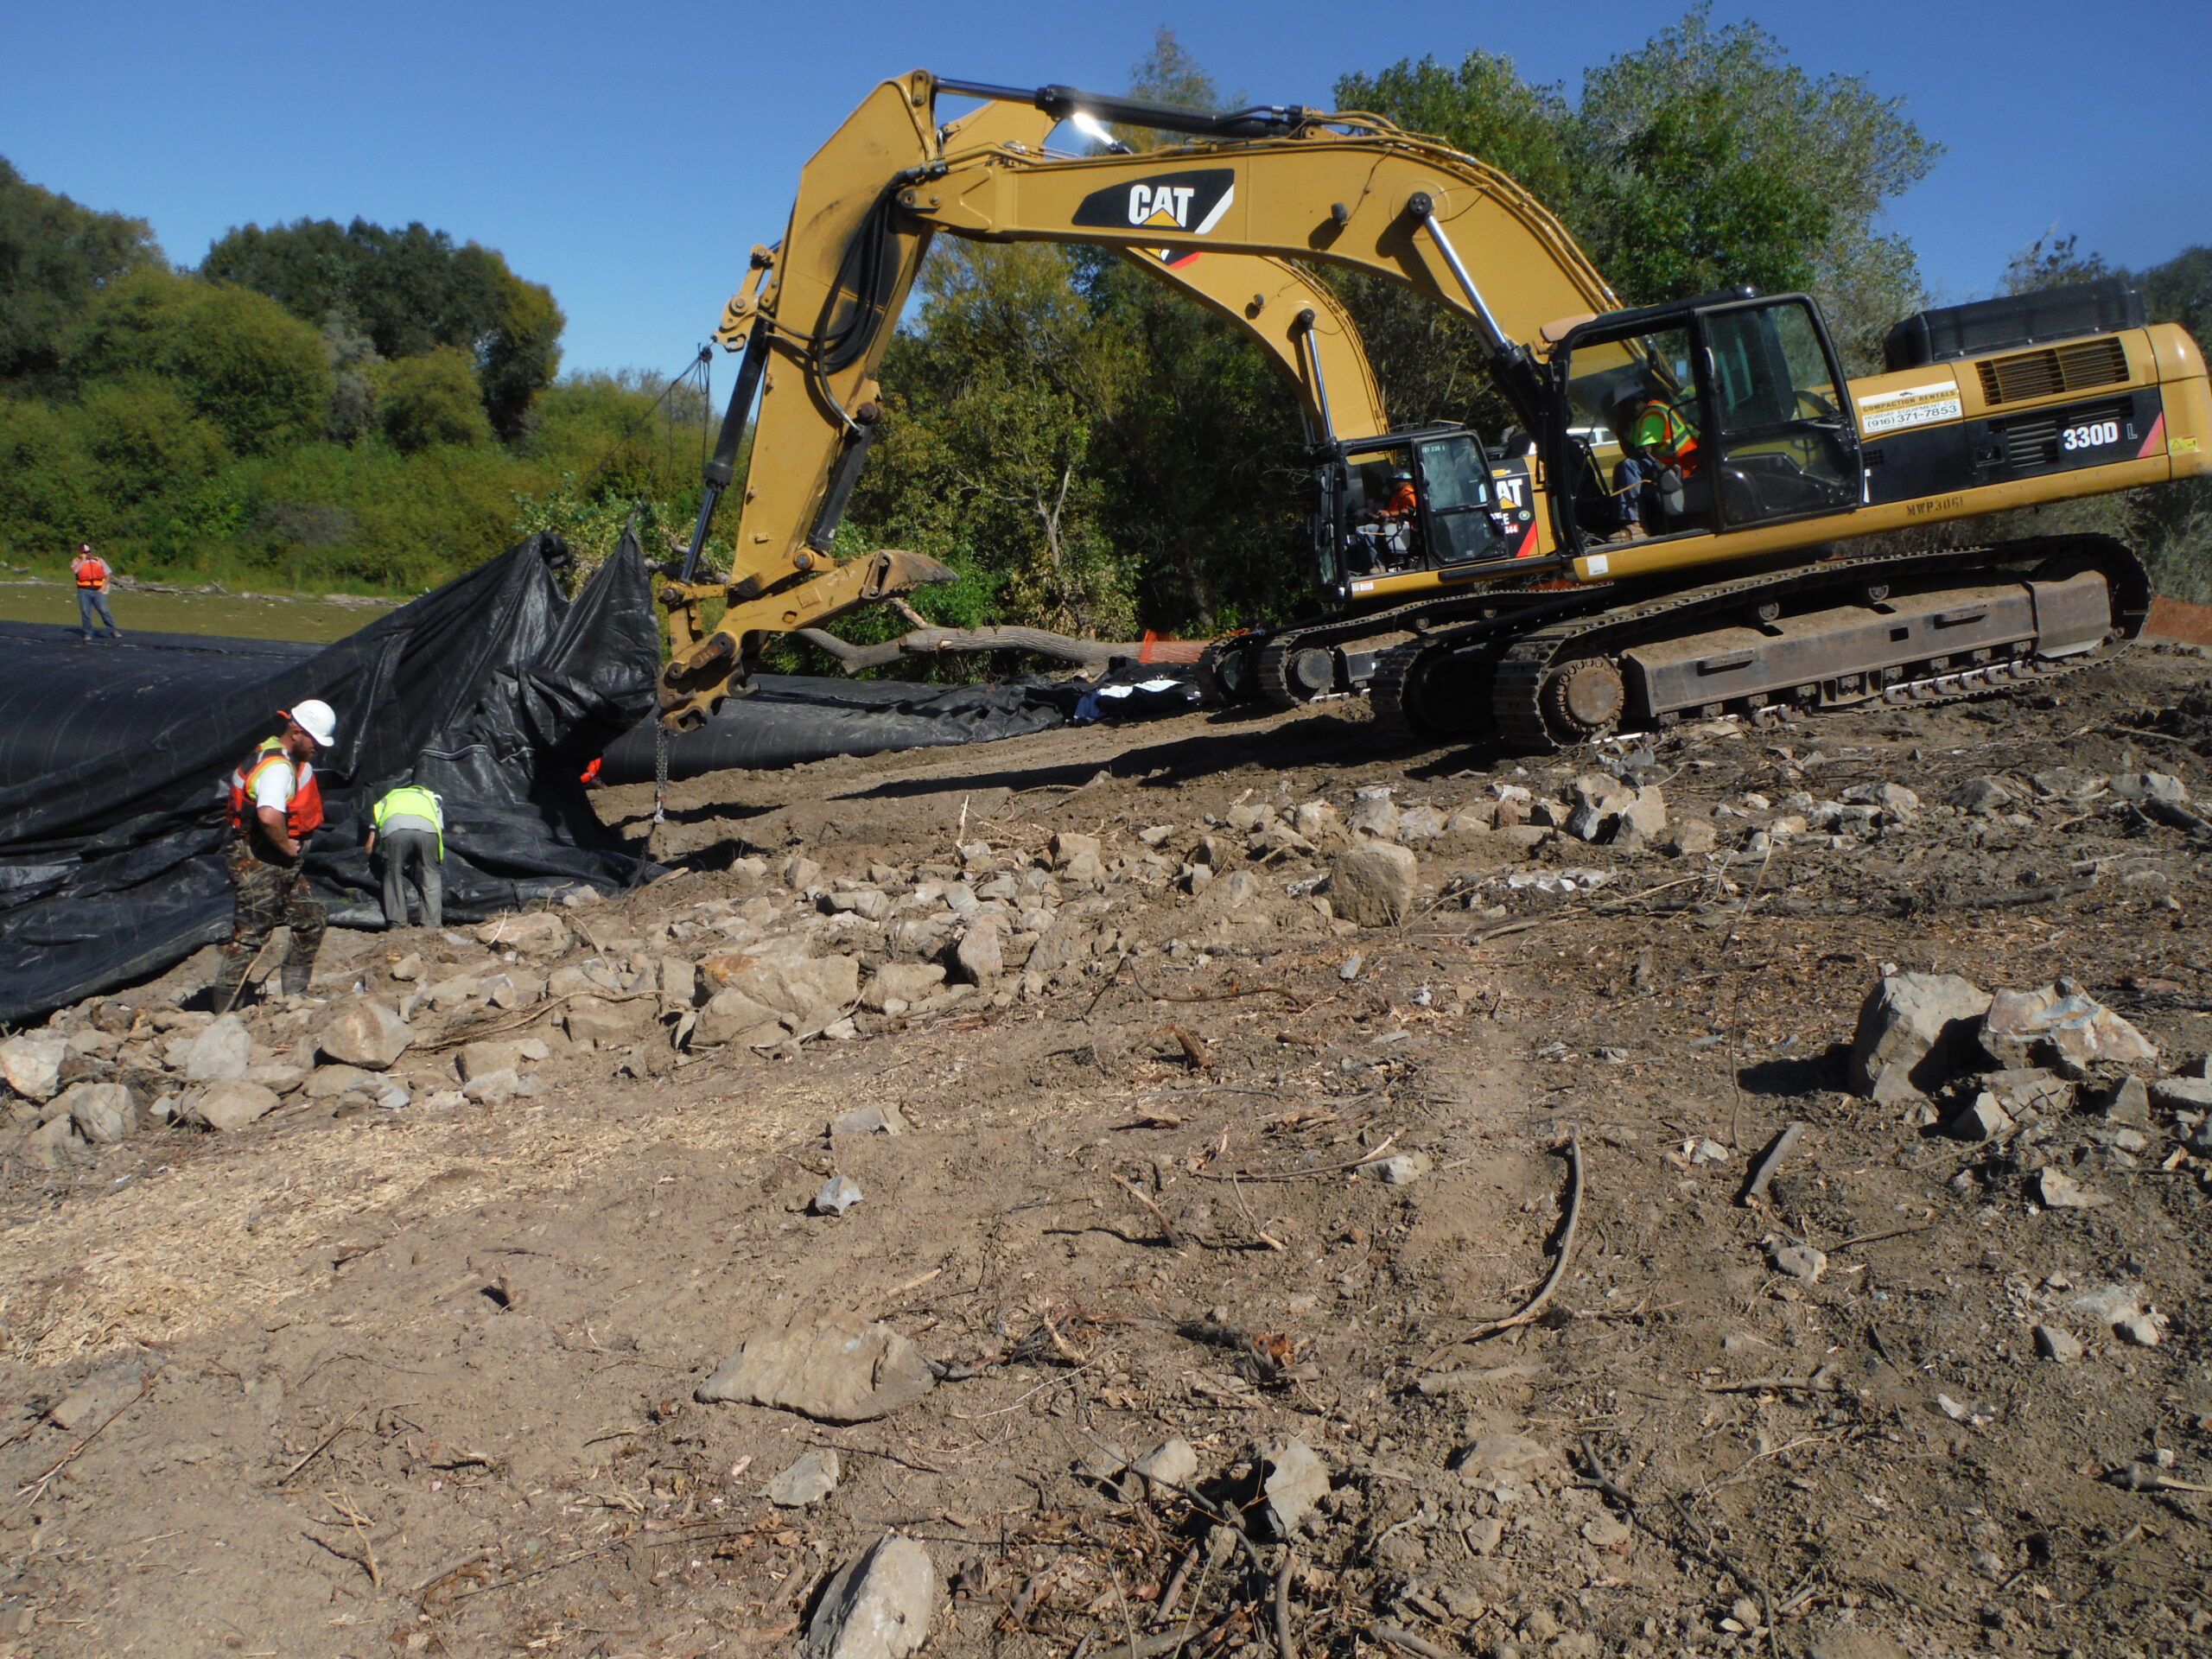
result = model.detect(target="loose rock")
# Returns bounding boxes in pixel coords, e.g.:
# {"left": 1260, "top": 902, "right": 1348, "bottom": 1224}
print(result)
{"left": 803, "top": 1534, "right": 940, "bottom": 1659}
{"left": 0, "top": 1032, "right": 71, "bottom": 1102}
{"left": 477, "top": 912, "right": 570, "bottom": 958}
{"left": 697, "top": 1313, "right": 936, "bottom": 1422}
{"left": 1260, "top": 1440, "right": 1329, "bottom": 1536}
{"left": 2033, "top": 1325, "right": 2083, "bottom": 1362}
{"left": 1132, "top": 1438, "right": 1198, "bottom": 1497}
{"left": 1847, "top": 973, "right": 1992, "bottom": 1101}
{"left": 1328, "top": 842, "right": 1419, "bottom": 927}
{"left": 1982, "top": 984, "right": 2157, "bottom": 1070}
{"left": 766, "top": 1448, "right": 842, "bottom": 1507}
{"left": 60, "top": 1081, "right": 135, "bottom": 1144}
{"left": 188, "top": 1078, "right": 282, "bottom": 1132}
{"left": 2034, "top": 1166, "right": 2107, "bottom": 1209}
{"left": 317, "top": 999, "right": 414, "bottom": 1071}
{"left": 814, "top": 1174, "right": 865, "bottom": 1215}
{"left": 181, "top": 1014, "right": 253, "bottom": 1083}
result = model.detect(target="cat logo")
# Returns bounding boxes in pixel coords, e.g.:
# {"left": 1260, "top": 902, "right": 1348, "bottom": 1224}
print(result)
{"left": 1071, "top": 168, "right": 1236, "bottom": 237}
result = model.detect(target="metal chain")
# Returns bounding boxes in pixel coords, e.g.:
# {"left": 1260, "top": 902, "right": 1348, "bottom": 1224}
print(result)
{"left": 652, "top": 722, "right": 671, "bottom": 826}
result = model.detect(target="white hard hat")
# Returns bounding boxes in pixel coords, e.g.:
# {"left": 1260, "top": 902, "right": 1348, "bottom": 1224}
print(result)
{"left": 287, "top": 699, "right": 338, "bottom": 747}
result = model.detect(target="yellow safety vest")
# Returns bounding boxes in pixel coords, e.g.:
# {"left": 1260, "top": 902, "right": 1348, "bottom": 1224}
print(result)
{"left": 372, "top": 785, "right": 445, "bottom": 859}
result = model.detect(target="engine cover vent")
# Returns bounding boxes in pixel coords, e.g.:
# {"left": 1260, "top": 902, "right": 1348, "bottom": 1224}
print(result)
{"left": 1977, "top": 336, "right": 2128, "bottom": 405}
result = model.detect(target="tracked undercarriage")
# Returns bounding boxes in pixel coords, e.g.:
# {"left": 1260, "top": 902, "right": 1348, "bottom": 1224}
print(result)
{"left": 1344, "top": 536, "right": 2151, "bottom": 750}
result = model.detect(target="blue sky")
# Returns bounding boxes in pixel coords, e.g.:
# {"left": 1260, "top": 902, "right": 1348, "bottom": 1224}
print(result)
{"left": 4, "top": 1, "right": 2206, "bottom": 381}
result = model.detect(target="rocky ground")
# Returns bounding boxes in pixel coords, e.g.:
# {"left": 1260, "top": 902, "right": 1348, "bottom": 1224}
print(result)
{"left": 3, "top": 647, "right": 2212, "bottom": 1659}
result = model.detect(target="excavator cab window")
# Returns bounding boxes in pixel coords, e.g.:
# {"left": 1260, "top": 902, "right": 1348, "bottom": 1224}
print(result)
{"left": 1414, "top": 434, "right": 1503, "bottom": 566}
{"left": 1339, "top": 445, "right": 1427, "bottom": 577}
{"left": 1554, "top": 295, "right": 1863, "bottom": 553}
{"left": 1697, "top": 298, "right": 1862, "bottom": 528}
{"left": 1560, "top": 327, "right": 1708, "bottom": 545}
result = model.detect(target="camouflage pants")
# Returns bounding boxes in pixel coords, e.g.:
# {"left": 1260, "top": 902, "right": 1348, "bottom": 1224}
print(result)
{"left": 209, "top": 837, "right": 327, "bottom": 1001}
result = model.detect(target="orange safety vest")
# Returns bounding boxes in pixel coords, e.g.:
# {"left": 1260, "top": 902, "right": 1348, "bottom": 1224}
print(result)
{"left": 227, "top": 737, "right": 324, "bottom": 841}
{"left": 73, "top": 556, "right": 109, "bottom": 589}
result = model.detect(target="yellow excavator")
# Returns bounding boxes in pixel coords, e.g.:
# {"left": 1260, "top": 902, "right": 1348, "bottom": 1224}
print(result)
{"left": 653, "top": 70, "right": 2212, "bottom": 747}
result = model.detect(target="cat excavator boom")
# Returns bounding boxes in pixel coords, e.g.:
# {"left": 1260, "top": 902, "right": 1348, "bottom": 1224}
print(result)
{"left": 657, "top": 70, "right": 2212, "bottom": 747}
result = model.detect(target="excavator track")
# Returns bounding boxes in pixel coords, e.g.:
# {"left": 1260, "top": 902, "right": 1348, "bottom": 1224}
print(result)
{"left": 1371, "top": 536, "right": 2151, "bottom": 750}
{"left": 1234, "top": 583, "right": 1573, "bottom": 709}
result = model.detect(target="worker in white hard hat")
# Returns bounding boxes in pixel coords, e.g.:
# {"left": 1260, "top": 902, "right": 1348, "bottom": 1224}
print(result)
{"left": 207, "top": 699, "right": 340, "bottom": 1009}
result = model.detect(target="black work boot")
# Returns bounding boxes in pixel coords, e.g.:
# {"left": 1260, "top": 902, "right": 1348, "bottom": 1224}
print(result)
{"left": 279, "top": 960, "right": 315, "bottom": 998}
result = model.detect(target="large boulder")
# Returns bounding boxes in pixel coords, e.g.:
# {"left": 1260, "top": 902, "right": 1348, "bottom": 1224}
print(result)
{"left": 188, "top": 1079, "right": 282, "bottom": 1132}
{"left": 1328, "top": 842, "right": 1419, "bottom": 927}
{"left": 863, "top": 963, "right": 945, "bottom": 1013}
{"left": 803, "top": 1534, "right": 941, "bottom": 1659}
{"left": 475, "top": 912, "right": 571, "bottom": 958}
{"left": 318, "top": 999, "right": 414, "bottom": 1070}
{"left": 565, "top": 996, "right": 647, "bottom": 1044}
{"left": 1847, "top": 973, "right": 1992, "bottom": 1102}
{"left": 181, "top": 1014, "right": 252, "bottom": 1083}
{"left": 1981, "top": 985, "right": 2158, "bottom": 1071}
{"left": 714, "top": 954, "right": 860, "bottom": 1020}
{"left": 954, "top": 925, "right": 1004, "bottom": 984}
{"left": 697, "top": 1312, "right": 936, "bottom": 1422}
{"left": 58, "top": 1082, "right": 136, "bottom": 1144}
{"left": 0, "top": 1032, "right": 70, "bottom": 1103}
{"left": 694, "top": 988, "right": 787, "bottom": 1048}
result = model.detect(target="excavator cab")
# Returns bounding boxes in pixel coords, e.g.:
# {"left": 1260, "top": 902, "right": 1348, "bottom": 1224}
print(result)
{"left": 1550, "top": 293, "right": 1864, "bottom": 555}
{"left": 1311, "top": 425, "right": 1509, "bottom": 601}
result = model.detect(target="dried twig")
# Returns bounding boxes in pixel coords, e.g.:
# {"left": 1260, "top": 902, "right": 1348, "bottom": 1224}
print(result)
{"left": 1739, "top": 1122, "right": 1806, "bottom": 1207}
{"left": 15, "top": 1375, "right": 151, "bottom": 1503}
{"left": 1111, "top": 1174, "right": 1185, "bottom": 1249}
{"left": 1835, "top": 1223, "right": 1934, "bottom": 1251}
{"left": 1154, "top": 1542, "right": 1200, "bottom": 1628}
{"left": 1701, "top": 1364, "right": 1844, "bottom": 1396}
{"left": 1188, "top": 1135, "right": 1397, "bottom": 1185}
{"left": 1370, "top": 1624, "right": 1459, "bottom": 1659}
{"left": 1273, "top": 1549, "right": 1298, "bottom": 1659}
{"left": 1420, "top": 1134, "right": 1583, "bottom": 1368}
{"left": 2107, "top": 1464, "right": 2212, "bottom": 1495}
{"left": 275, "top": 1403, "right": 369, "bottom": 1487}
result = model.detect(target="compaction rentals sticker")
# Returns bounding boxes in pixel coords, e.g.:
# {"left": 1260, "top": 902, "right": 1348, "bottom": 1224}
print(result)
{"left": 1857, "top": 378, "right": 1964, "bottom": 435}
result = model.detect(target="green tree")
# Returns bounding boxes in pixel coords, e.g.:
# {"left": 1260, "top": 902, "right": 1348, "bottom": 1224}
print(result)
{"left": 851, "top": 241, "right": 1139, "bottom": 639}
{"left": 1573, "top": 7, "right": 1936, "bottom": 365}
{"left": 202, "top": 217, "right": 563, "bottom": 438}
{"left": 377, "top": 346, "right": 495, "bottom": 453}
{"left": 2001, "top": 231, "right": 2112, "bottom": 295}
{"left": 1334, "top": 6, "right": 1940, "bottom": 423}
{"left": 0, "top": 157, "right": 162, "bottom": 385}
{"left": 0, "top": 392, "right": 88, "bottom": 554}
{"left": 67, "top": 267, "right": 333, "bottom": 454}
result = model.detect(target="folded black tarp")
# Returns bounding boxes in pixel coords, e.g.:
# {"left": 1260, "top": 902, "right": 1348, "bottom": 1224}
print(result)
{"left": 0, "top": 532, "right": 661, "bottom": 1026}
{"left": 595, "top": 661, "right": 1204, "bottom": 783}
{"left": 597, "top": 673, "right": 1071, "bottom": 781}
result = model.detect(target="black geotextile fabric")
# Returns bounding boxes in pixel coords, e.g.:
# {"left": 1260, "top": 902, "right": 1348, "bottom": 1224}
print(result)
{"left": 0, "top": 625, "right": 316, "bottom": 787}
{"left": 594, "top": 658, "right": 1208, "bottom": 782}
{"left": 597, "top": 673, "right": 1070, "bottom": 781}
{"left": 0, "top": 532, "right": 662, "bottom": 1025}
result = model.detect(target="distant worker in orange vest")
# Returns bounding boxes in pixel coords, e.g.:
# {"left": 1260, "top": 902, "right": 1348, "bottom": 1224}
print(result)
{"left": 69, "top": 542, "right": 122, "bottom": 640}
{"left": 207, "top": 700, "right": 340, "bottom": 1010}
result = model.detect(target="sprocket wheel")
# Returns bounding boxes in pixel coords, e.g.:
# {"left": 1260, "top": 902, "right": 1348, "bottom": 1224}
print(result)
{"left": 1539, "top": 657, "right": 1626, "bottom": 743}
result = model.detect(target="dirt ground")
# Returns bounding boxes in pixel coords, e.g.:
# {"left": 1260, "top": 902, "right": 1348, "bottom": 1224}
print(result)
{"left": 3, "top": 646, "right": 2212, "bottom": 1659}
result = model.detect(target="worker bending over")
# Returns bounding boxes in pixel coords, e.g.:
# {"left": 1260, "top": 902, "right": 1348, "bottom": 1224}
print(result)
{"left": 207, "top": 701, "right": 338, "bottom": 1009}
{"left": 366, "top": 779, "right": 445, "bottom": 931}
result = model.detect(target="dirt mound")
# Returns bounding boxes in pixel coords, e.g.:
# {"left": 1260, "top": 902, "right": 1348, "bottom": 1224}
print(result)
{"left": 2, "top": 647, "right": 2210, "bottom": 1656}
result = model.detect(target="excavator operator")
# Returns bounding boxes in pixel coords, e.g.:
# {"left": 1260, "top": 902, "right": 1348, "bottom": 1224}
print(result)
{"left": 1609, "top": 380, "right": 1702, "bottom": 538}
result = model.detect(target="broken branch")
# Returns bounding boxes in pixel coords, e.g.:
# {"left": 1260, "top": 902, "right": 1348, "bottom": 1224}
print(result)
{"left": 1419, "top": 1133, "right": 1584, "bottom": 1368}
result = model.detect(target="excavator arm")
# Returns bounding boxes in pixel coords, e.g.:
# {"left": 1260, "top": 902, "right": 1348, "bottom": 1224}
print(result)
{"left": 656, "top": 70, "right": 1614, "bottom": 728}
